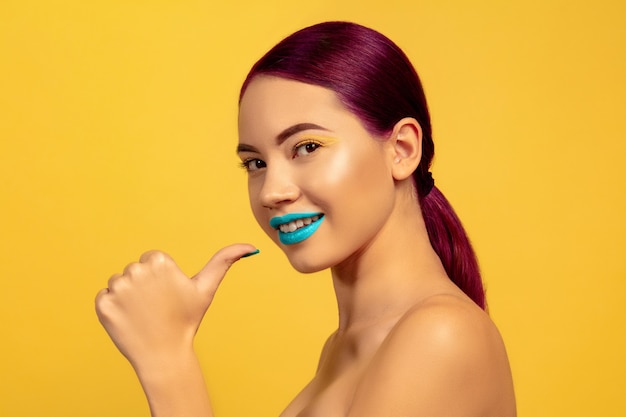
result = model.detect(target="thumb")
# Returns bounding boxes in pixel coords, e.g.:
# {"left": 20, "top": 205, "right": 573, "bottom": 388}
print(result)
{"left": 192, "top": 243, "right": 258, "bottom": 295}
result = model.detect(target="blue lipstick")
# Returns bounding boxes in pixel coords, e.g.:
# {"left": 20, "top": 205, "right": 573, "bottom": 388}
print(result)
{"left": 269, "top": 212, "right": 325, "bottom": 245}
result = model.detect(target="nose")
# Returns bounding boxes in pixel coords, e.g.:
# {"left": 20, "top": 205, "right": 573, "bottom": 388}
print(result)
{"left": 259, "top": 165, "right": 300, "bottom": 209}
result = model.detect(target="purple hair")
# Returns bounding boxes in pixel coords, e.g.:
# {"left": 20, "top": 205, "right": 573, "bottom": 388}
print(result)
{"left": 240, "top": 22, "right": 485, "bottom": 310}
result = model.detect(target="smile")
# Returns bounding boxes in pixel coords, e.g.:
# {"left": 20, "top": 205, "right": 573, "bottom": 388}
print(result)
{"left": 269, "top": 212, "right": 325, "bottom": 245}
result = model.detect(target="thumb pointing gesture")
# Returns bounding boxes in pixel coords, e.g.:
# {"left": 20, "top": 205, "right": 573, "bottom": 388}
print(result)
{"left": 192, "top": 243, "right": 259, "bottom": 297}
{"left": 95, "top": 244, "right": 259, "bottom": 368}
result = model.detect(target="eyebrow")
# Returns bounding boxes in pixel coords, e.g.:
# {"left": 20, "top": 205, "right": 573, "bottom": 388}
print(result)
{"left": 236, "top": 123, "right": 329, "bottom": 154}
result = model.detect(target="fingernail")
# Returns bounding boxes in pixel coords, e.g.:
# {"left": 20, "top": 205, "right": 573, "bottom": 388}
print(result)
{"left": 241, "top": 249, "right": 260, "bottom": 258}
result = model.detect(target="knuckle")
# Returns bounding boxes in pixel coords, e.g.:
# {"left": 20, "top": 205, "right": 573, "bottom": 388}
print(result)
{"left": 152, "top": 250, "right": 169, "bottom": 265}
{"left": 94, "top": 291, "right": 114, "bottom": 321}
{"left": 107, "top": 273, "right": 125, "bottom": 291}
{"left": 123, "top": 262, "right": 142, "bottom": 276}
{"left": 94, "top": 288, "right": 109, "bottom": 306}
{"left": 141, "top": 250, "right": 171, "bottom": 266}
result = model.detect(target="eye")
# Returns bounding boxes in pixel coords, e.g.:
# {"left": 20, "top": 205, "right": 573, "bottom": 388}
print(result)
{"left": 294, "top": 140, "right": 323, "bottom": 157}
{"left": 240, "top": 158, "right": 266, "bottom": 172}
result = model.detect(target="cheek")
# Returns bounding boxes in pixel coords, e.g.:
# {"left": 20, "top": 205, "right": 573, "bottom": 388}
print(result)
{"left": 306, "top": 145, "right": 392, "bottom": 204}
{"left": 312, "top": 151, "right": 353, "bottom": 191}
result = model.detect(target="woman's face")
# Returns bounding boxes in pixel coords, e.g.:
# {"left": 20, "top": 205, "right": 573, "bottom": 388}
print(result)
{"left": 238, "top": 76, "right": 397, "bottom": 273}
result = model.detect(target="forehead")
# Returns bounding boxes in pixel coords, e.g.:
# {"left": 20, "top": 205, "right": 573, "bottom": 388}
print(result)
{"left": 238, "top": 76, "right": 357, "bottom": 143}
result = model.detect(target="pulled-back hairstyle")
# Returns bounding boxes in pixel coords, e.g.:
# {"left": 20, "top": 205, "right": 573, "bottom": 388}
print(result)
{"left": 240, "top": 21, "right": 485, "bottom": 309}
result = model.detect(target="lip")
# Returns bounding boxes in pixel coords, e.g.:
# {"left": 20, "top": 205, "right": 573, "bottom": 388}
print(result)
{"left": 269, "top": 212, "right": 325, "bottom": 245}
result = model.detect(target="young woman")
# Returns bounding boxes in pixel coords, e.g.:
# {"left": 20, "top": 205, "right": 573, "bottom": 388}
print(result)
{"left": 96, "top": 21, "right": 516, "bottom": 417}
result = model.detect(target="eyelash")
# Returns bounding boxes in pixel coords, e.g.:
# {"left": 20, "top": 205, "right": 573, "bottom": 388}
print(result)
{"left": 293, "top": 139, "right": 323, "bottom": 157}
{"left": 239, "top": 139, "right": 324, "bottom": 173}
{"left": 239, "top": 158, "right": 266, "bottom": 172}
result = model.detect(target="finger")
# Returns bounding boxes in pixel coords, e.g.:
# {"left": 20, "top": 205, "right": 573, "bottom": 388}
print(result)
{"left": 94, "top": 287, "right": 111, "bottom": 322}
{"left": 95, "top": 287, "right": 109, "bottom": 303}
{"left": 123, "top": 262, "right": 141, "bottom": 277}
{"left": 192, "top": 243, "right": 258, "bottom": 295}
{"left": 106, "top": 273, "right": 124, "bottom": 292}
{"left": 139, "top": 250, "right": 170, "bottom": 264}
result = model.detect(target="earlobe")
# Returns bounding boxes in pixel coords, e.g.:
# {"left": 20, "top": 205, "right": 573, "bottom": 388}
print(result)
{"left": 389, "top": 118, "right": 422, "bottom": 181}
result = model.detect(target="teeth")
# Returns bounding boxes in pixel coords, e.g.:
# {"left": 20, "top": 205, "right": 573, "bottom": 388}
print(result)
{"left": 279, "top": 215, "right": 320, "bottom": 233}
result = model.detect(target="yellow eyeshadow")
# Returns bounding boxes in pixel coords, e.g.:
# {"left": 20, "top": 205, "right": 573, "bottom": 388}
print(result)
{"left": 298, "top": 134, "right": 339, "bottom": 145}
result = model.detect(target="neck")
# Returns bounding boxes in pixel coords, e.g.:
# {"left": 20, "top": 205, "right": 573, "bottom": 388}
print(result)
{"left": 330, "top": 187, "right": 450, "bottom": 333}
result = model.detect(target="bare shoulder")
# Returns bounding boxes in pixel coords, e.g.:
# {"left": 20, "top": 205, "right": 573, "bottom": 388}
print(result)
{"left": 395, "top": 294, "right": 503, "bottom": 353}
{"left": 380, "top": 294, "right": 510, "bottom": 383}
{"left": 348, "top": 294, "right": 516, "bottom": 417}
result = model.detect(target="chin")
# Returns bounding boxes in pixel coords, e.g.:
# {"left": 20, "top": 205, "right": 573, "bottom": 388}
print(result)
{"left": 280, "top": 248, "right": 336, "bottom": 274}
{"left": 286, "top": 257, "right": 329, "bottom": 274}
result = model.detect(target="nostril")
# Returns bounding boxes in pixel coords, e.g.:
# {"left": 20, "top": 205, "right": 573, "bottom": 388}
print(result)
{"left": 261, "top": 190, "right": 299, "bottom": 209}
{"left": 259, "top": 175, "right": 300, "bottom": 208}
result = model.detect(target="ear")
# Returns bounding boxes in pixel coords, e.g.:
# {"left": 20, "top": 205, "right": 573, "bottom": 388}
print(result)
{"left": 387, "top": 117, "right": 422, "bottom": 181}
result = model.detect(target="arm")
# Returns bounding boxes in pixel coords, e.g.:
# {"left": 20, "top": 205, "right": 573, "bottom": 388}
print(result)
{"left": 134, "top": 348, "right": 213, "bottom": 417}
{"left": 95, "top": 244, "right": 257, "bottom": 417}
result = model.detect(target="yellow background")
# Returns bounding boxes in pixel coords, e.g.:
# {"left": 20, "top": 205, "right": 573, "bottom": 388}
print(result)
{"left": 1, "top": 1, "right": 624, "bottom": 416}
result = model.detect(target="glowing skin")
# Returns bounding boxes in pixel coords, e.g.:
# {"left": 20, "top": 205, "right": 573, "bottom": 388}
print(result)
{"left": 238, "top": 76, "right": 398, "bottom": 273}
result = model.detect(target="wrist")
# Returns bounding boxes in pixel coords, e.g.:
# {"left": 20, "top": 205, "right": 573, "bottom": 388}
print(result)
{"left": 132, "top": 344, "right": 197, "bottom": 383}
{"left": 133, "top": 348, "right": 214, "bottom": 417}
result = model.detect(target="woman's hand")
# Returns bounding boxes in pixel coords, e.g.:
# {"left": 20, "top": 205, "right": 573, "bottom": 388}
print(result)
{"left": 95, "top": 243, "right": 257, "bottom": 371}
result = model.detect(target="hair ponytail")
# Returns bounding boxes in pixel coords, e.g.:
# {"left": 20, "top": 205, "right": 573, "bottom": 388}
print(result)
{"left": 419, "top": 186, "right": 485, "bottom": 309}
